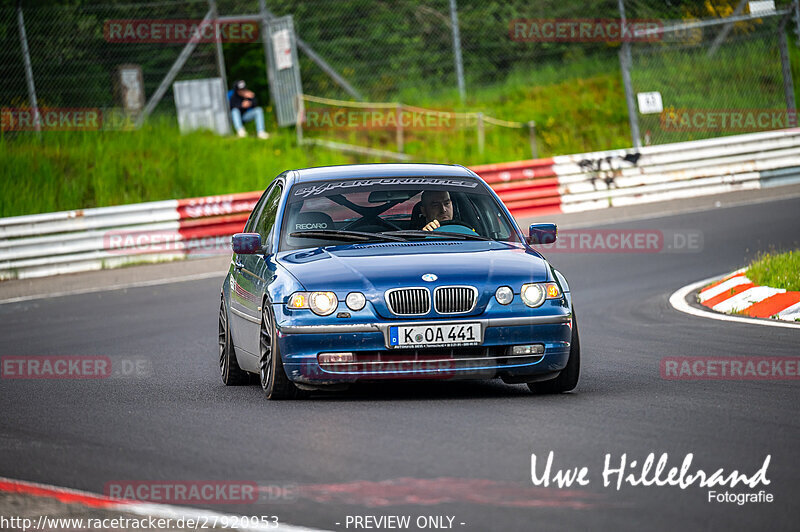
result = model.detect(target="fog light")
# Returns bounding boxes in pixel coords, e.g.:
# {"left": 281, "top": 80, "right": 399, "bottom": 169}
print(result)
{"left": 345, "top": 291, "right": 366, "bottom": 311}
{"left": 318, "top": 352, "right": 354, "bottom": 365}
{"left": 511, "top": 345, "right": 545, "bottom": 356}
{"left": 495, "top": 286, "right": 514, "bottom": 305}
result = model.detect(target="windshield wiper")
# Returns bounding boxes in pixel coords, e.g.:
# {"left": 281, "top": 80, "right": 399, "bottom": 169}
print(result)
{"left": 381, "top": 230, "right": 490, "bottom": 241}
{"left": 289, "top": 230, "right": 408, "bottom": 242}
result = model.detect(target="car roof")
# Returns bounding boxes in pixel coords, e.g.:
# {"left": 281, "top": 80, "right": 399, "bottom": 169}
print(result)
{"left": 288, "top": 163, "right": 477, "bottom": 184}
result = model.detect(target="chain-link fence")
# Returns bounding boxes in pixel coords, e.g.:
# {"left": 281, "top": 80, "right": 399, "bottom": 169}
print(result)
{"left": 0, "top": 0, "right": 220, "bottom": 129}
{"left": 1, "top": 0, "right": 626, "bottom": 118}
{"left": 2, "top": 0, "right": 798, "bottom": 147}
{"left": 242, "top": 0, "right": 624, "bottom": 100}
{"left": 626, "top": 0, "right": 797, "bottom": 145}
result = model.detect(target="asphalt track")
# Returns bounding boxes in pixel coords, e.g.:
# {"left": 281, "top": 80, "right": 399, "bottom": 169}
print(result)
{"left": 1, "top": 195, "right": 799, "bottom": 531}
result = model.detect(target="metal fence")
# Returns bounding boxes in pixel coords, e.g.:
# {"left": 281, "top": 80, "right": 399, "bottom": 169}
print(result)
{"left": 625, "top": 0, "right": 798, "bottom": 146}
{"left": 236, "top": 0, "right": 624, "bottom": 100}
{"left": 0, "top": 0, "right": 220, "bottom": 126}
{"left": 1, "top": 1, "right": 626, "bottom": 118}
{"left": 1, "top": 0, "right": 799, "bottom": 147}
{"left": 296, "top": 93, "right": 538, "bottom": 161}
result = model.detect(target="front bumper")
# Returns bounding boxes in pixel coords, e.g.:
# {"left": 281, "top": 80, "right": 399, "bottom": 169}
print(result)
{"left": 278, "top": 314, "right": 572, "bottom": 384}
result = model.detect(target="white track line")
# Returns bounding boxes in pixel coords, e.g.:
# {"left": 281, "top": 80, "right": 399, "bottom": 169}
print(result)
{"left": 110, "top": 500, "right": 325, "bottom": 532}
{"left": 0, "top": 476, "right": 326, "bottom": 532}
{"left": 0, "top": 271, "right": 224, "bottom": 305}
{"left": 669, "top": 274, "right": 800, "bottom": 330}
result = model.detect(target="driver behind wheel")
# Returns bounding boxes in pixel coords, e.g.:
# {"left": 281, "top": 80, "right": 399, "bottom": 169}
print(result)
{"left": 420, "top": 190, "right": 453, "bottom": 231}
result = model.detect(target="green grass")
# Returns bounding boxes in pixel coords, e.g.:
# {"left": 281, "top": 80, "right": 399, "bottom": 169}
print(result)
{"left": 746, "top": 250, "right": 800, "bottom": 291}
{"left": 0, "top": 65, "right": 630, "bottom": 217}
{"left": 391, "top": 53, "right": 631, "bottom": 156}
{"left": 0, "top": 119, "right": 360, "bottom": 217}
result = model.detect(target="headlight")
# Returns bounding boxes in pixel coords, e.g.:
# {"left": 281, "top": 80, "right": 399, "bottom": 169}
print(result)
{"left": 288, "top": 291, "right": 340, "bottom": 315}
{"left": 345, "top": 292, "right": 366, "bottom": 311}
{"left": 495, "top": 286, "right": 513, "bottom": 305}
{"left": 521, "top": 283, "right": 546, "bottom": 307}
{"left": 520, "top": 282, "right": 562, "bottom": 307}
{"left": 309, "top": 291, "right": 338, "bottom": 316}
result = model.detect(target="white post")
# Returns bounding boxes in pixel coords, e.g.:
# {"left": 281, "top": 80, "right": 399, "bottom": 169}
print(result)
{"left": 16, "top": 1, "right": 40, "bottom": 132}
{"left": 396, "top": 103, "right": 404, "bottom": 153}
{"left": 477, "top": 112, "right": 484, "bottom": 156}
{"left": 449, "top": 0, "right": 466, "bottom": 103}
{"left": 528, "top": 121, "right": 538, "bottom": 159}
{"left": 618, "top": 0, "right": 641, "bottom": 148}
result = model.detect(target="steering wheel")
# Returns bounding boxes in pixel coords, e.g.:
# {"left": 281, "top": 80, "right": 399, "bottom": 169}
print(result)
{"left": 345, "top": 216, "right": 402, "bottom": 232}
{"left": 433, "top": 218, "right": 479, "bottom": 234}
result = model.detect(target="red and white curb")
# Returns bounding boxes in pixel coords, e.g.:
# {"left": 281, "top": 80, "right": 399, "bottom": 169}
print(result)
{"left": 698, "top": 269, "right": 800, "bottom": 321}
{"left": 0, "top": 476, "right": 325, "bottom": 532}
{"left": 669, "top": 271, "right": 800, "bottom": 329}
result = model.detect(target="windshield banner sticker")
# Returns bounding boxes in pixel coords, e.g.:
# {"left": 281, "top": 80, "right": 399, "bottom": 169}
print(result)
{"left": 293, "top": 178, "right": 478, "bottom": 198}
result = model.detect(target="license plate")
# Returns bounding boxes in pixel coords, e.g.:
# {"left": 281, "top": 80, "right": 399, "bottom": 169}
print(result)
{"left": 388, "top": 323, "right": 481, "bottom": 348}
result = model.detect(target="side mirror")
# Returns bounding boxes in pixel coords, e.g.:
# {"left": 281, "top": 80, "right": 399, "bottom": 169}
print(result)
{"left": 232, "top": 233, "right": 262, "bottom": 254}
{"left": 528, "top": 223, "right": 557, "bottom": 245}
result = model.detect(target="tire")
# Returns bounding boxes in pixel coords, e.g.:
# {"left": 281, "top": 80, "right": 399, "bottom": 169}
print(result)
{"left": 259, "top": 303, "right": 303, "bottom": 400}
{"left": 528, "top": 312, "right": 580, "bottom": 394}
{"left": 219, "top": 298, "right": 251, "bottom": 385}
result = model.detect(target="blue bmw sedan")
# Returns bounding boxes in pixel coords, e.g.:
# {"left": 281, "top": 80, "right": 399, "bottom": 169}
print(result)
{"left": 219, "top": 163, "right": 578, "bottom": 399}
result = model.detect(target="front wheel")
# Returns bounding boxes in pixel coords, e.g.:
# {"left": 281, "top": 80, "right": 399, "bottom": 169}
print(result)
{"left": 219, "top": 298, "right": 251, "bottom": 385}
{"left": 528, "top": 312, "right": 580, "bottom": 394}
{"left": 259, "top": 304, "right": 303, "bottom": 400}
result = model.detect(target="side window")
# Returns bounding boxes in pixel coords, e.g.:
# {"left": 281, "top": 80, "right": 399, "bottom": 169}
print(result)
{"left": 245, "top": 175, "right": 286, "bottom": 233}
{"left": 244, "top": 191, "right": 269, "bottom": 233}
{"left": 255, "top": 184, "right": 283, "bottom": 247}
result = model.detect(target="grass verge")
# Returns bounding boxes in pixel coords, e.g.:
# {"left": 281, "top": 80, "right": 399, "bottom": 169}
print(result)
{"left": 746, "top": 250, "right": 800, "bottom": 291}
{"left": 0, "top": 64, "right": 628, "bottom": 218}
{"left": 0, "top": 120, "right": 360, "bottom": 218}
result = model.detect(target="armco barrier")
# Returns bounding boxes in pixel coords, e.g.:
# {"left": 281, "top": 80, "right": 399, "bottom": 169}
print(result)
{"left": 473, "top": 128, "right": 800, "bottom": 219}
{"left": 2, "top": 129, "right": 800, "bottom": 280}
{"left": 0, "top": 192, "right": 261, "bottom": 280}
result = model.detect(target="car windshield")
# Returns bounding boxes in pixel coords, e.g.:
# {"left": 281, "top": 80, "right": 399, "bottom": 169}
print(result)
{"left": 280, "top": 176, "right": 521, "bottom": 251}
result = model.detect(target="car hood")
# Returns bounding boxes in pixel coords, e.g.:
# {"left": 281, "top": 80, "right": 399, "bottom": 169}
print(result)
{"left": 277, "top": 241, "right": 550, "bottom": 318}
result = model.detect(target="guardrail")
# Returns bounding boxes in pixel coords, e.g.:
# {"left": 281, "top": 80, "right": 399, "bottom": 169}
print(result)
{"left": 472, "top": 128, "right": 800, "bottom": 219}
{"left": 2, "top": 129, "right": 800, "bottom": 280}
{"left": 0, "top": 192, "right": 261, "bottom": 280}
